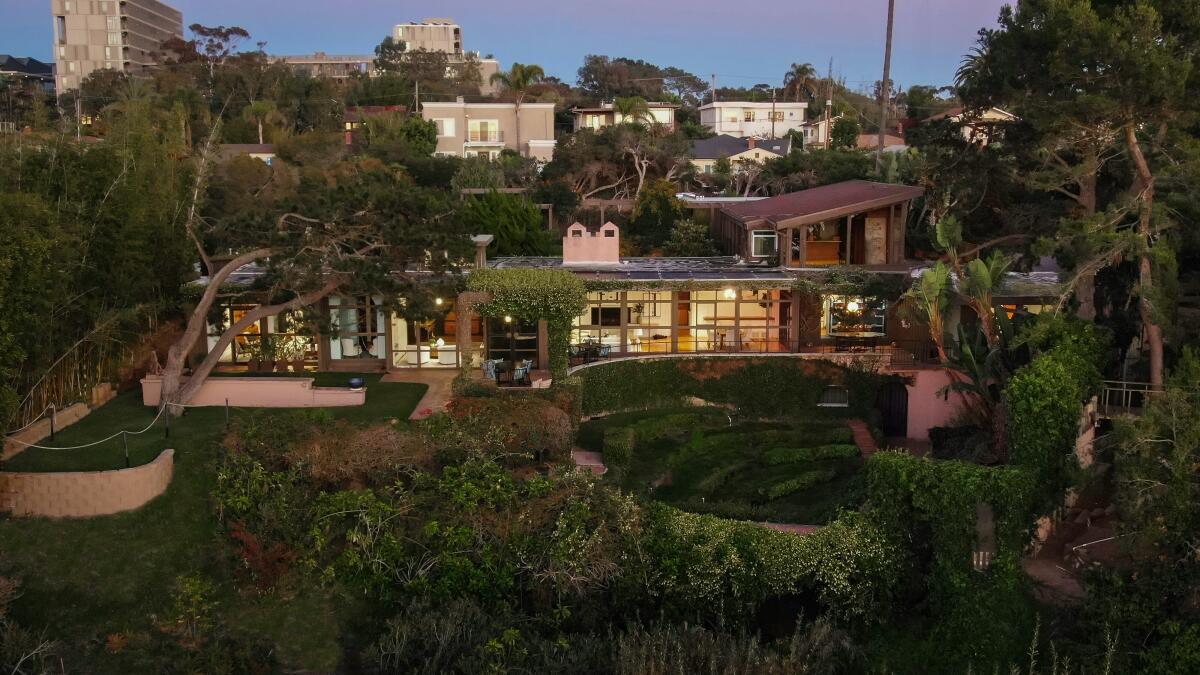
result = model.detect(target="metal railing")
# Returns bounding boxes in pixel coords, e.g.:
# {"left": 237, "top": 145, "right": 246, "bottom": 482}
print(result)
{"left": 1099, "top": 380, "right": 1161, "bottom": 417}
{"left": 467, "top": 129, "right": 504, "bottom": 143}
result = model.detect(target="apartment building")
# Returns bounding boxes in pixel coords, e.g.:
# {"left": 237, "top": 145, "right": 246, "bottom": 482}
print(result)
{"left": 0, "top": 55, "right": 55, "bottom": 93}
{"left": 392, "top": 18, "right": 501, "bottom": 96}
{"left": 275, "top": 53, "right": 373, "bottom": 80}
{"left": 699, "top": 101, "right": 810, "bottom": 139}
{"left": 421, "top": 98, "right": 556, "bottom": 160}
{"left": 50, "top": 0, "right": 184, "bottom": 94}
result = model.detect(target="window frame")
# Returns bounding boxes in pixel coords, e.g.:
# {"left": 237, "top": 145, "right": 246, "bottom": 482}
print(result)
{"left": 750, "top": 230, "right": 779, "bottom": 258}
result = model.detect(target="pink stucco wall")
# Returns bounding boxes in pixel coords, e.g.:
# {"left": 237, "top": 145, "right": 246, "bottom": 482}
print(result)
{"left": 140, "top": 376, "right": 365, "bottom": 408}
{"left": 563, "top": 222, "right": 620, "bottom": 264}
{"left": 892, "top": 367, "right": 969, "bottom": 440}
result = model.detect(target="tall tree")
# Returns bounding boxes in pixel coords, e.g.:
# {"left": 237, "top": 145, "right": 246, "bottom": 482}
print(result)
{"left": 782, "top": 62, "right": 818, "bottom": 103}
{"left": 490, "top": 63, "right": 546, "bottom": 157}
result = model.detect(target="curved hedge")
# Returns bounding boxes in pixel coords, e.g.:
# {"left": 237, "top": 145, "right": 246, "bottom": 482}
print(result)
{"left": 576, "top": 356, "right": 904, "bottom": 420}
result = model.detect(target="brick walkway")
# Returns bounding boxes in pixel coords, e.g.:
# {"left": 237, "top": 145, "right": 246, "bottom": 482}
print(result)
{"left": 381, "top": 370, "right": 457, "bottom": 421}
{"left": 571, "top": 449, "right": 608, "bottom": 475}
{"left": 847, "top": 419, "right": 879, "bottom": 456}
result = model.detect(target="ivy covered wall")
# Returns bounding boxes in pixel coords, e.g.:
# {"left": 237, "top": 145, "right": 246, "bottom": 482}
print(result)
{"left": 576, "top": 356, "right": 906, "bottom": 420}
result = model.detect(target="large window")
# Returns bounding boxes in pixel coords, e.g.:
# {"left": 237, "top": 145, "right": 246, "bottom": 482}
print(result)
{"left": 751, "top": 230, "right": 778, "bottom": 258}
{"left": 329, "top": 296, "right": 386, "bottom": 359}
{"left": 824, "top": 296, "right": 886, "bottom": 335}
{"left": 487, "top": 317, "right": 538, "bottom": 366}
{"left": 743, "top": 111, "right": 756, "bottom": 122}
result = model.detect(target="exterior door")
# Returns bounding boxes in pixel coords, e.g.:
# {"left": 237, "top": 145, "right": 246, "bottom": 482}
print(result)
{"left": 875, "top": 381, "right": 909, "bottom": 438}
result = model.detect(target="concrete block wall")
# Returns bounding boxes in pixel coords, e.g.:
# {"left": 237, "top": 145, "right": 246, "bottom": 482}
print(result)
{"left": 0, "top": 449, "right": 174, "bottom": 518}
{"left": 141, "top": 376, "right": 365, "bottom": 408}
{"left": 2, "top": 402, "right": 92, "bottom": 461}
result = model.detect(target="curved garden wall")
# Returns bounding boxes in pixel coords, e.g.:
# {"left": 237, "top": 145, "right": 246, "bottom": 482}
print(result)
{"left": 573, "top": 355, "right": 902, "bottom": 420}
{"left": 0, "top": 449, "right": 174, "bottom": 518}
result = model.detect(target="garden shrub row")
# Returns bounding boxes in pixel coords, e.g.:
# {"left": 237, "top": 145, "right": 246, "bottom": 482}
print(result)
{"left": 577, "top": 357, "right": 904, "bottom": 420}
{"left": 766, "top": 445, "right": 860, "bottom": 466}
{"left": 762, "top": 469, "right": 839, "bottom": 499}
{"left": 603, "top": 427, "right": 635, "bottom": 470}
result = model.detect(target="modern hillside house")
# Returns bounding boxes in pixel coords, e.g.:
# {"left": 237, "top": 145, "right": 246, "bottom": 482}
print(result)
{"left": 699, "top": 101, "right": 810, "bottom": 139}
{"left": 570, "top": 101, "right": 679, "bottom": 132}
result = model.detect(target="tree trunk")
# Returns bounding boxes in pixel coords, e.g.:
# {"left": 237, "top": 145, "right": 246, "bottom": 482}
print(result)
{"left": 171, "top": 281, "right": 340, "bottom": 407}
{"left": 1124, "top": 122, "right": 1164, "bottom": 388}
{"left": 159, "top": 248, "right": 273, "bottom": 413}
{"left": 514, "top": 95, "right": 523, "bottom": 157}
{"left": 1075, "top": 160, "right": 1099, "bottom": 321}
{"left": 257, "top": 119, "right": 264, "bottom": 145}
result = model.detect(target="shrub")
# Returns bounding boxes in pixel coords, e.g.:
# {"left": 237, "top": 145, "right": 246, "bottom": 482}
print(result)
{"left": 765, "top": 445, "right": 860, "bottom": 465}
{"left": 763, "top": 470, "right": 839, "bottom": 499}
{"left": 287, "top": 422, "right": 435, "bottom": 486}
{"left": 447, "top": 395, "right": 574, "bottom": 463}
{"left": 603, "top": 427, "right": 635, "bottom": 470}
{"left": 451, "top": 372, "right": 499, "bottom": 398}
{"left": 928, "top": 425, "right": 991, "bottom": 463}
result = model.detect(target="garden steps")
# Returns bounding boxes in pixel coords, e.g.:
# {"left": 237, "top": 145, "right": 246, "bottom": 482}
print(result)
{"left": 846, "top": 420, "right": 878, "bottom": 456}
{"left": 571, "top": 449, "right": 608, "bottom": 475}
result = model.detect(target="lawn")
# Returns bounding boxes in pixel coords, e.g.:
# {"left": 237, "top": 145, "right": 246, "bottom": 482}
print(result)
{"left": 0, "top": 373, "right": 426, "bottom": 672}
{"left": 578, "top": 408, "right": 867, "bottom": 525}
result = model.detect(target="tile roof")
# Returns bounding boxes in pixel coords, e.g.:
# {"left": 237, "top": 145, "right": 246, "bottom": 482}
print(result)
{"left": 690, "top": 134, "right": 790, "bottom": 160}
{"left": 722, "top": 180, "right": 924, "bottom": 227}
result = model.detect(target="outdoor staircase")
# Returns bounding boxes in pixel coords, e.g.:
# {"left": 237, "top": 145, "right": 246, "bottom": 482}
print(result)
{"left": 847, "top": 420, "right": 879, "bottom": 456}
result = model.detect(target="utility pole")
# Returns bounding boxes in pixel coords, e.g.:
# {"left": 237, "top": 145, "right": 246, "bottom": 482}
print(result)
{"left": 825, "top": 58, "right": 834, "bottom": 150}
{"left": 414, "top": 80, "right": 420, "bottom": 114}
{"left": 876, "top": 0, "right": 896, "bottom": 172}
{"left": 770, "top": 87, "right": 777, "bottom": 139}
{"left": 710, "top": 74, "right": 717, "bottom": 104}
{"left": 75, "top": 96, "right": 82, "bottom": 142}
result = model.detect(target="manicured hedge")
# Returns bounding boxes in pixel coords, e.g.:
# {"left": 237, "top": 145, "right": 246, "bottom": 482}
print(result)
{"left": 603, "top": 427, "right": 635, "bottom": 470}
{"left": 762, "top": 470, "right": 839, "bottom": 499}
{"left": 577, "top": 357, "right": 904, "bottom": 420}
{"left": 766, "top": 445, "right": 860, "bottom": 465}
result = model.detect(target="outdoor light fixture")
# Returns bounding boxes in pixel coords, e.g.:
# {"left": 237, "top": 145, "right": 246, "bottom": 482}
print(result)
{"left": 435, "top": 297, "right": 444, "bottom": 306}
{"left": 436, "top": 337, "right": 445, "bottom": 348}
{"left": 723, "top": 288, "right": 736, "bottom": 300}
{"left": 504, "top": 315, "right": 512, "bottom": 323}
{"left": 847, "top": 300, "right": 862, "bottom": 312}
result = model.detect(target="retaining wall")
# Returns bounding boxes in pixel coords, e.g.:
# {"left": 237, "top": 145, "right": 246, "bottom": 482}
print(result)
{"left": 2, "top": 402, "right": 92, "bottom": 461}
{"left": 0, "top": 449, "right": 174, "bottom": 518}
{"left": 141, "top": 375, "right": 365, "bottom": 408}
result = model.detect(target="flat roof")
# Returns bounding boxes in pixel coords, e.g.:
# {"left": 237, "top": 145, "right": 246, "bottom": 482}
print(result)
{"left": 722, "top": 180, "right": 924, "bottom": 229}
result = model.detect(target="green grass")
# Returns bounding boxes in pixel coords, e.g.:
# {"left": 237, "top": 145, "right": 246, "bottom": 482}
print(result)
{"left": 0, "top": 373, "right": 426, "bottom": 672}
{"left": 579, "top": 411, "right": 867, "bottom": 525}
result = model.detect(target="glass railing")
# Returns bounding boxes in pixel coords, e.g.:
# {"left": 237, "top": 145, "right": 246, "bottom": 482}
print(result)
{"left": 467, "top": 129, "right": 504, "bottom": 143}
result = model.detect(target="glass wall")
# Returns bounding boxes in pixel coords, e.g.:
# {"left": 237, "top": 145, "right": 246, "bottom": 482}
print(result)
{"left": 390, "top": 299, "right": 484, "bottom": 368}
{"left": 487, "top": 317, "right": 538, "bottom": 366}
{"left": 823, "top": 295, "right": 887, "bottom": 336}
{"left": 570, "top": 289, "right": 793, "bottom": 355}
{"left": 206, "top": 303, "right": 264, "bottom": 364}
{"left": 329, "top": 296, "right": 386, "bottom": 360}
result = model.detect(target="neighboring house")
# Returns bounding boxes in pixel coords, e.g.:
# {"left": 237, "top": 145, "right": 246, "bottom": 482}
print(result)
{"left": 923, "top": 106, "right": 1018, "bottom": 145}
{"left": 217, "top": 144, "right": 277, "bottom": 165}
{"left": 570, "top": 101, "right": 679, "bottom": 132}
{"left": 798, "top": 116, "right": 834, "bottom": 148}
{"left": 699, "top": 101, "right": 809, "bottom": 138}
{"left": 857, "top": 134, "right": 909, "bottom": 153}
{"left": 274, "top": 53, "right": 373, "bottom": 79}
{"left": 690, "top": 135, "right": 790, "bottom": 174}
{"left": 421, "top": 97, "right": 556, "bottom": 160}
{"left": 50, "top": 0, "right": 184, "bottom": 94}
{"left": 712, "top": 180, "right": 923, "bottom": 267}
{"left": 0, "top": 55, "right": 56, "bottom": 93}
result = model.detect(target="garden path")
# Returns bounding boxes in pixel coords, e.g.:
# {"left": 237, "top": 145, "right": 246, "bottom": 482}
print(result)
{"left": 382, "top": 370, "right": 457, "bottom": 420}
{"left": 847, "top": 419, "right": 878, "bottom": 456}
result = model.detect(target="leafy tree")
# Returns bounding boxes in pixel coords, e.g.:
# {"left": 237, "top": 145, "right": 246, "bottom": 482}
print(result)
{"left": 901, "top": 262, "right": 953, "bottom": 362}
{"left": 241, "top": 99, "right": 282, "bottom": 144}
{"left": 662, "top": 219, "right": 718, "bottom": 257}
{"left": 831, "top": 117, "right": 860, "bottom": 150}
{"left": 457, "top": 191, "right": 554, "bottom": 256}
{"left": 613, "top": 96, "right": 653, "bottom": 126}
{"left": 361, "top": 114, "right": 436, "bottom": 165}
{"left": 450, "top": 156, "right": 505, "bottom": 193}
{"left": 629, "top": 180, "right": 686, "bottom": 249}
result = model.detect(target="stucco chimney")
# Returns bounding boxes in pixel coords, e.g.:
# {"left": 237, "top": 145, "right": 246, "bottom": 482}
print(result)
{"left": 562, "top": 222, "right": 620, "bottom": 265}
{"left": 748, "top": 137, "right": 757, "bottom": 149}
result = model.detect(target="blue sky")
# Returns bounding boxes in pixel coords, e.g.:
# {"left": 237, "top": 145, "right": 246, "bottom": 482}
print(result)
{"left": 1, "top": 0, "right": 1012, "bottom": 90}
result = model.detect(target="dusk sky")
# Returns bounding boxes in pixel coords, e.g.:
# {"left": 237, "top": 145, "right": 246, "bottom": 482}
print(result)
{"left": 1, "top": 0, "right": 1012, "bottom": 91}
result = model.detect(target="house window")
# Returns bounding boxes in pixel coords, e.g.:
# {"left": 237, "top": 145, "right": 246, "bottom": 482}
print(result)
{"left": 56, "top": 16, "right": 66, "bottom": 43}
{"left": 106, "top": 16, "right": 119, "bottom": 31}
{"left": 750, "top": 230, "right": 778, "bottom": 258}
{"left": 743, "top": 111, "right": 755, "bottom": 122}
{"left": 825, "top": 296, "right": 887, "bottom": 335}
{"left": 769, "top": 111, "right": 784, "bottom": 121}
{"left": 107, "top": 32, "right": 121, "bottom": 45}
{"left": 329, "top": 296, "right": 386, "bottom": 360}
{"left": 818, "top": 386, "right": 850, "bottom": 408}
{"left": 433, "top": 118, "right": 455, "bottom": 136}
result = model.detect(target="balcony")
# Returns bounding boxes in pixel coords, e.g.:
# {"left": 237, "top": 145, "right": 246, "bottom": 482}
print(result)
{"left": 466, "top": 129, "right": 504, "bottom": 144}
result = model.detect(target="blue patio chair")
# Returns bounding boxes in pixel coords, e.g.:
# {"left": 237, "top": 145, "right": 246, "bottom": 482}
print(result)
{"left": 597, "top": 344, "right": 612, "bottom": 359}
{"left": 482, "top": 359, "right": 498, "bottom": 381}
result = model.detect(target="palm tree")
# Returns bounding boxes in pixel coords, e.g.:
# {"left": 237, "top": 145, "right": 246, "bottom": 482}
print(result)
{"left": 242, "top": 99, "right": 283, "bottom": 145}
{"left": 489, "top": 63, "right": 545, "bottom": 157}
{"left": 613, "top": 96, "right": 653, "bottom": 126}
{"left": 782, "top": 63, "right": 818, "bottom": 103}
{"left": 961, "top": 251, "right": 1014, "bottom": 348}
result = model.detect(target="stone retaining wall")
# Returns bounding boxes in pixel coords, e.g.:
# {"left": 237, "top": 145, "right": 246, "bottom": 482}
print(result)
{"left": 2, "top": 402, "right": 92, "bottom": 461}
{"left": 0, "top": 449, "right": 174, "bottom": 518}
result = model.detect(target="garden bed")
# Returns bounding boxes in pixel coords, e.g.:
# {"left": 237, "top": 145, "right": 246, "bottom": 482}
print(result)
{"left": 579, "top": 408, "right": 867, "bottom": 524}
